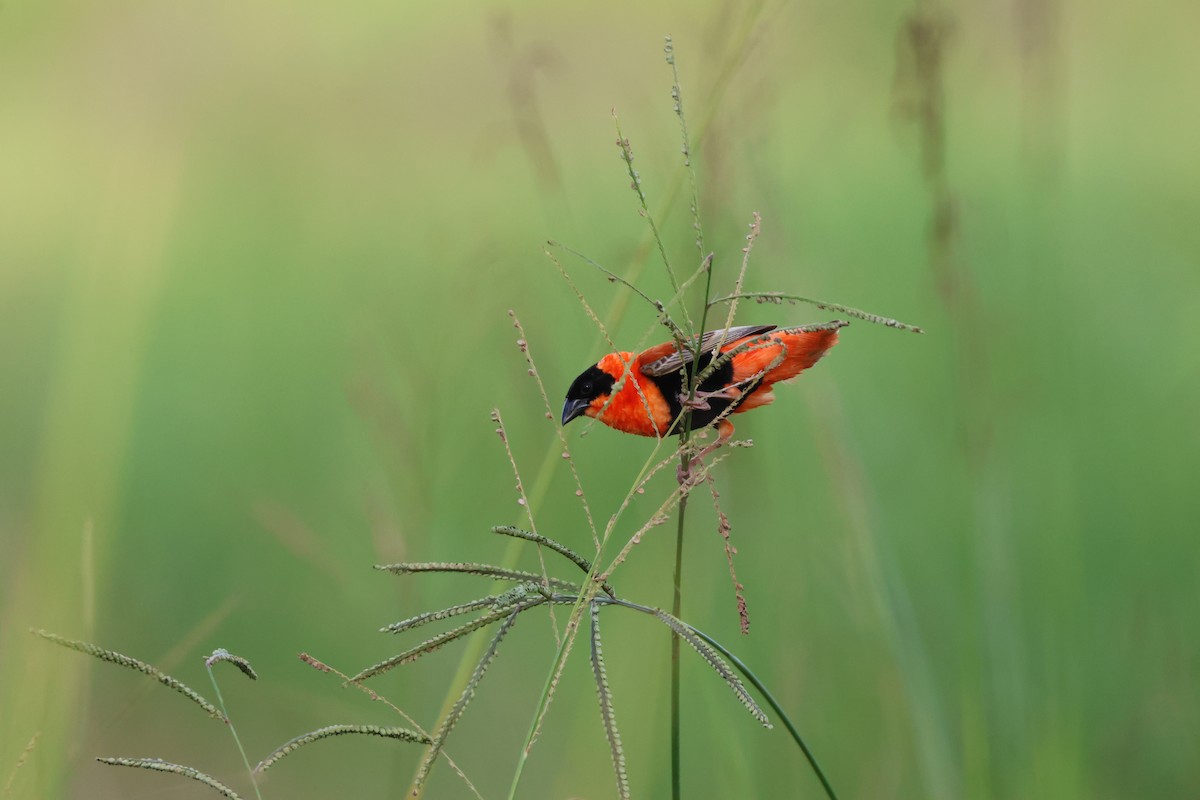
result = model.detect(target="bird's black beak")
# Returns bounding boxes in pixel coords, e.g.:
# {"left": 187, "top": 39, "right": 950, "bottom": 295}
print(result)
{"left": 561, "top": 397, "right": 591, "bottom": 426}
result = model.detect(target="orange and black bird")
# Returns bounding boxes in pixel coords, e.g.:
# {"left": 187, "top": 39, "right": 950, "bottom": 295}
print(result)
{"left": 561, "top": 322, "right": 846, "bottom": 450}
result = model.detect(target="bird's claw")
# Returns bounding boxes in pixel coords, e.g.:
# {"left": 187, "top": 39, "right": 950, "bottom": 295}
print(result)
{"left": 676, "top": 457, "right": 702, "bottom": 487}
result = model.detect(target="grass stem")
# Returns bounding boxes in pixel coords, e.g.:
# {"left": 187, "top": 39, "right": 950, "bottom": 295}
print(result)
{"left": 671, "top": 495, "right": 686, "bottom": 800}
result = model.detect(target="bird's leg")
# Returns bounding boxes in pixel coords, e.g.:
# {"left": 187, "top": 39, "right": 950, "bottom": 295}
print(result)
{"left": 676, "top": 419, "right": 735, "bottom": 485}
{"left": 694, "top": 418, "right": 735, "bottom": 461}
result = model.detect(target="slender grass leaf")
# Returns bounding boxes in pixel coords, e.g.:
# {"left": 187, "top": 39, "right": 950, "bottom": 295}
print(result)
{"left": 492, "top": 525, "right": 615, "bottom": 597}
{"left": 33, "top": 630, "right": 223, "bottom": 721}
{"left": 381, "top": 596, "right": 499, "bottom": 634}
{"left": 412, "top": 609, "right": 521, "bottom": 793}
{"left": 590, "top": 603, "right": 629, "bottom": 800}
{"left": 352, "top": 599, "right": 544, "bottom": 682}
{"left": 709, "top": 292, "right": 923, "bottom": 333}
{"left": 96, "top": 758, "right": 242, "bottom": 799}
{"left": 204, "top": 649, "right": 257, "bottom": 680}
{"left": 255, "top": 724, "right": 430, "bottom": 774}
{"left": 649, "top": 611, "right": 770, "bottom": 727}
{"left": 375, "top": 562, "right": 579, "bottom": 591}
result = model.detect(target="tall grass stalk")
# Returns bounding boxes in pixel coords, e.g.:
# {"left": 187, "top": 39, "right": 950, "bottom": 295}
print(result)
{"left": 667, "top": 92, "right": 705, "bottom": 800}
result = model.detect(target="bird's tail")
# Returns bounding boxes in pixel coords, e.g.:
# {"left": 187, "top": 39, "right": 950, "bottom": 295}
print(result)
{"left": 728, "top": 325, "right": 842, "bottom": 386}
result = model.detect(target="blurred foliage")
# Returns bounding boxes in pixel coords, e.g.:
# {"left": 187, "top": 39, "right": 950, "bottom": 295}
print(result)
{"left": 1, "top": 0, "right": 1198, "bottom": 798}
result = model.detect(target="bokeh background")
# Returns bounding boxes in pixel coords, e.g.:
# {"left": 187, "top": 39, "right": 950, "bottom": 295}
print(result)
{"left": 2, "top": 1, "right": 1198, "bottom": 798}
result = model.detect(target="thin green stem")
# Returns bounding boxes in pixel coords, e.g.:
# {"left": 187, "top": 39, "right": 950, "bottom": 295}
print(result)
{"left": 669, "top": 339, "right": 699, "bottom": 800}
{"left": 670, "top": 492, "right": 687, "bottom": 800}
{"left": 665, "top": 34, "right": 705, "bottom": 261}
{"left": 665, "top": 60, "right": 721, "bottom": 794}
{"left": 613, "top": 119, "right": 693, "bottom": 336}
{"left": 206, "top": 666, "right": 263, "bottom": 800}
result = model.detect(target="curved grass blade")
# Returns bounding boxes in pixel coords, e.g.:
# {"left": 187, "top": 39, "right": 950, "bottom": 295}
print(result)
{"left": 411, "top": 609, "right": 521, "bottom": 794}
{"left": 688, "top": 626, "right": 839, "bottom": 800}
{"left": 590, "top": 603, "right": 629, "bottom": 800}
{"left": 576, "top": 604, "right": 767, "bottom": 729}
{"left": 294, "top": 655, "right": 486, "bottom": 800}
{"left": 708, "top": 292, "right": 924, "bottom": 333}
{"left": 33, "top": 630, "right": 223, "bottom": 721}
{"left": 96, "top": 758, "right": 242, "bottom": 799}
{"left": 381, "top": 596, "right": 500, "bottom": 634}
{"left": 375, "top": 562, "right": 580, "bottom": 591}
{"left": 255, "top": 724, "right": 430, "bottom": 774}
{"left": 353, "top": 599, "right": 545, "bottom": 682}
{"left": 583, "top": 596, "right": 837, "bottom": 799}
{"left": 204, "top": 649, "right": 257, "bottom": 680}
{"left": 649, "top": 609, "right": 769, "bottom": 726}
{"left": 492, "top": 525, "right": 615, "bottom": 597}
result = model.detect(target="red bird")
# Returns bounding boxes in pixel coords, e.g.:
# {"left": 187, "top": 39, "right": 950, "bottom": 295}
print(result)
{"left": 561, "top": 323, "right": 845, "bottom": 447}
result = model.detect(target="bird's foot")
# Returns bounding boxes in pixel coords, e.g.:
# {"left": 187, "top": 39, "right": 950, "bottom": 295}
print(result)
{"left": 676, "top": 455, "right": 702, "bottom": 486}
{"left": 677, "top": 387, "right": 740, "bottom": 412}
{"left": 676, "top": 439, "right": 726, "bottom": 487}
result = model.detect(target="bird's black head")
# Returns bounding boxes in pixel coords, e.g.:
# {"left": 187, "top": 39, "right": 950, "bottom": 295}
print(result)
{"left": 562, "top": 365, "right": 616, "bottom": 425}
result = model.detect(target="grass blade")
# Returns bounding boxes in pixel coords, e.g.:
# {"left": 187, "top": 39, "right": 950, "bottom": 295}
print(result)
{"left": 204, "top": 649, "right": 257, "bottom": 681}
{"left": 688, "top": 626, "right": 839, "bottom": 800}
{"left": 255, "top": 724, "right": 430, "bottom": 774}
{"left": 32, "top": 630, "right": 224, "bottom": 722}
{"left": 708, "top": 292, "right": 924, "bottom": 333}
{"left": 411, "top": 609, "right": 522, "bottom": 794}
{"left": 381, "top": 596, "right": 500, "bottom": 634}
{"left": 374, "top": 562, "right": 579, "bottom": 591}
{"left": 492, "top": 525, "right": 615, "bottom": 597}
{"left": 590, "top": 603, "right": 629, "bottom": 800}
{"left": 96, "top": 757, "right": 243, "bottom": 799}
{"left": 645, "top": 611, "right": 770, "bottom": 727}
{"left": 352, "top": 599, "right": 544, "bottom": 682}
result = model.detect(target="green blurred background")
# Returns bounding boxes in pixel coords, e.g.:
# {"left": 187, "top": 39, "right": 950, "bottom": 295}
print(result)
{"left": 2, "top": 1, "right": 1197, "bottom": 797}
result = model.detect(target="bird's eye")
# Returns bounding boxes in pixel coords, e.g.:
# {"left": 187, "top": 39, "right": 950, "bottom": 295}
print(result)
{"left": 580, "top": 381, "right": 593, "bottom": 395}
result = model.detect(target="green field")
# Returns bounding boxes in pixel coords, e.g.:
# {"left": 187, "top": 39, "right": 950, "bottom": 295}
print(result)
{"left": 2, "top": 1, "right": 1198, "bottom": 798}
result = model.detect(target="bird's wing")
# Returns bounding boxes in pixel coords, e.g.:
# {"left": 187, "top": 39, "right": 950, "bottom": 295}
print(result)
{"left": 640, "top": 325, "right": 777, "bottom": 377}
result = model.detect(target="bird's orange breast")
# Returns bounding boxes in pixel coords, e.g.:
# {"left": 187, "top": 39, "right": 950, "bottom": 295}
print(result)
{"left": 588, "top": 353, "right": 674, "bottom": 437}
